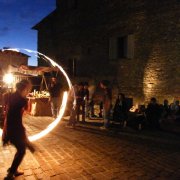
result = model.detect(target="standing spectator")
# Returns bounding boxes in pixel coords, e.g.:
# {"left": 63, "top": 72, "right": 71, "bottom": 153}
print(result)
{"left": 161, "top": 99, "right": 171, "bottom": 120}
{"left": 83, "top": 82, "right": 90, "bottom": 118}
{"left": 48, "top": 77, "right": 62, "bottom": 118}
{"left": 67, "top": 82, "right": 88, "bottom": 127}
{"left": 2, "top": 80, "right": 35, "bottom": 179}
{"left": 171, "top": 100, "right": 180, "bottom": 121}
{"left": 66, "top": 84, "right": 78, "bottom": 128}
{"left": 112, "top": 93, "right": 128, "bottom": 127}
{"left": 100, "top": 80, "right": 112, "bottom": 130}
{"left": 76, "top": 82, "right": 86, "bottom": 122}
{"left": 145, "top": 97, "right": 162, "bottom": 130}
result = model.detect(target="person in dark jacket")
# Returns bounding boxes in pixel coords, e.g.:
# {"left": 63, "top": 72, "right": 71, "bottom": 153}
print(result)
{"left": 48, "top": 77, "right": 62, "bottom": 118}
{"left": 76, "top": 82, "right": 86, "bottom": 122}
{"left": 83, "top": 82, "right": 90, "bottom": 118}
{"left": 145, "top": 97, "right": 162, "bottom": 130}
{"left": 2, "top": 79, "right": 35, "bottom": 179}
{"left": 113, "top": 93, "right": 128, "bottom": 126}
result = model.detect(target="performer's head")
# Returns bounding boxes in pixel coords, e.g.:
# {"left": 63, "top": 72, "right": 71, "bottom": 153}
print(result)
{"left": 16, "top": 79, "right": 32, "bottom": 97}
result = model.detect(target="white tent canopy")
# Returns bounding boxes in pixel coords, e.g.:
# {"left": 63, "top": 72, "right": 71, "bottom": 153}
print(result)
{"left": 8, "top": 64, "right": 59, "bottom": 76}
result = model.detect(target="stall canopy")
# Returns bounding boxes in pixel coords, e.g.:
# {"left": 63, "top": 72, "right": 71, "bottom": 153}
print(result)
{"left": 8, "top": 65, "right": 59, "bottom": 90}
{"left": 9, "top": 65, "right": 59, "bottom": 76}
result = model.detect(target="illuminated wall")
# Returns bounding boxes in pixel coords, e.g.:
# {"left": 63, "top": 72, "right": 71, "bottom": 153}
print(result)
{"left": 143, "top": 44, "right": 178, "bottom": 103}
{"left": 33, "top": 0, "right": 180, "bottom": 104}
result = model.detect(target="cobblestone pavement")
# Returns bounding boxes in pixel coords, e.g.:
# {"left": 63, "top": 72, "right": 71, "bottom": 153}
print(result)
{"left": 0, "top": 114, "right": 180, "bottom": 180}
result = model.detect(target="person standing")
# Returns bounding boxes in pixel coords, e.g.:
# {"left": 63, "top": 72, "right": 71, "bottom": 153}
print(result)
{"left": 145, "top": 97, "right": 162, "bottom": 130}
{"left": 2, "top": 79, "right": 35, "bottom": 179}
{"left": 76, "top": 82, "right": 86, "bottom": 122}
{"left": 67, "top": 82, "right": 87, "bottom": 127}
{"left": 112, "top": 93, "right": 128, "bottom": 127}
{"left": 83, "top": 82, "right": 90, "bottom": 118}
{"left": 48, "top": 77, "right": 62, "bottom": 118}
{"left": 66, "top": 83, "right": 78, "bottom": 128}
{"left": 100, "top": 80, "right": 112, "bottom": 130}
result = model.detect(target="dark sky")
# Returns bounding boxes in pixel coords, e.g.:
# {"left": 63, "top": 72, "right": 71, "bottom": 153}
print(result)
{"left": 0, "top": 0, "right": 56, "bottom": 65}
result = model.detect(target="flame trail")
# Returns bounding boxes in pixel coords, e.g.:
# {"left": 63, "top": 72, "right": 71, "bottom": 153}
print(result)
{"left": 0, "top": 48, "right": 73, "bottom": 142}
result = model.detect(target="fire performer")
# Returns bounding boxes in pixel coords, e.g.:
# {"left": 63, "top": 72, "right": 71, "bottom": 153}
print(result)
{"left": 2, "top": 79, "right": 35, "bottom": 179}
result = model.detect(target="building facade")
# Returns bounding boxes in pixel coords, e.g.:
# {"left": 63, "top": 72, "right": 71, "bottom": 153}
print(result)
{"left": 33, "top": 0, "right": 180, "bottom": 104}
{"left": 0, "top": 49, "right": 29, "bottom": 74}
{"left": 0, "top": 49, "right": 29, "bottom": 104}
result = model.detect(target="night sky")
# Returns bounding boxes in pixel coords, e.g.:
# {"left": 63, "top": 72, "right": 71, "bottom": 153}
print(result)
{"left": 0, "top": 0, "right": 56, "bottom": 66}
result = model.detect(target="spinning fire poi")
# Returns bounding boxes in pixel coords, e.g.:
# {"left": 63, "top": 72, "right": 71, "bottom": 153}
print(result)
{"left": 0, "top": 48, "right": 73, "bottom": 142}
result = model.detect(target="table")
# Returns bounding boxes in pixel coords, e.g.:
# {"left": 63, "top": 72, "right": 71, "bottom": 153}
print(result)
{"left": 27, "top": 97, "right": 52, "bottom": 116}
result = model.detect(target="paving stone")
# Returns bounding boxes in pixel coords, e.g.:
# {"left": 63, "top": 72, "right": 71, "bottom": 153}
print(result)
{"left": 68, "top": 172, "right": 83, "bottom": 179}
{"left": 24, "top": 169, "right": 33, "bottom": 176}
{"left": 0, "top": 116, "right": 180, "bottom": 179}
{"left": 56, "top": 173, "right": 71, "bottom": 180}
{"left": 15, "top": 176, "right": 25, "bottom": 180}
{"left": 24, "top": 175, "right": 37, "bottom": 180}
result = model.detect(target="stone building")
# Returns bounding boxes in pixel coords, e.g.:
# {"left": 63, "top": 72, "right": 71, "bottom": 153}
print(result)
{"left": 0, "top": 49, "right": 29, "bottom": 74}
{"left": 0, "top": 49, "right": 29, "bottom": 104}
{"left": 33, "top": 0, "right": 180, "bottom": 104}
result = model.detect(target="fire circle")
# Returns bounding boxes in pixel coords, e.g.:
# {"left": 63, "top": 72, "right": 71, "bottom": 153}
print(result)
{"left": 0, "top": 48, "right": 73, "bottom": 142}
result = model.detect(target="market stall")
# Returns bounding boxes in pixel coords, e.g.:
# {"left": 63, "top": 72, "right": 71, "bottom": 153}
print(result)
{"left": 8, "top": 65, "right": 59, "bottom": 116}
{"left": 27, "top": 94, "right": 51, "bottom": 116}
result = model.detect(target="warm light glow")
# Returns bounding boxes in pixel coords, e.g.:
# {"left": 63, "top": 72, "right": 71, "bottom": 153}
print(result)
{"left": 3, "top": 73, "right": 14, "bottom": 84}
{"left": 28, "top": 91, "right": 68, "bottom": 142}
{"left": 0, "top": 48, "right": 73, "bottom": 142}
{"left": 129, "top": 105, "right": 137, "bottom": 112}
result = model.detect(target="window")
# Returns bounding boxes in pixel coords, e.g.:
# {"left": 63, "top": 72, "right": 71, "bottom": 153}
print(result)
{"left": 109, "top": 34, "right": 134, "bottom": 60}
{"left": 117, "top": 36, "right": 126, "bottom": 58}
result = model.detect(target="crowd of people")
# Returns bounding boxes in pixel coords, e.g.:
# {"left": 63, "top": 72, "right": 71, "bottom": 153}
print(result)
{"left": 66, "top": 80, "right": 112, "bottom": 128}
{"left": 66, "top": 80, "right": 180, "bottom": 131}
{"left": 128, "top": 98, "right": 180, "bottom": 130}
{"left": 0, "top": 77, "right": 179, "bottom": 179}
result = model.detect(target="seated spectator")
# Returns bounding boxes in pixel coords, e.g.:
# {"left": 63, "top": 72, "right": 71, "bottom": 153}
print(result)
{"left": 128, "top": 105, "right": 146, "bottom": 130}
{"left": 89, "top": 100, "right": 103, "bottom": 118}
{"left": 88, "top": 82, "right": 103, "bottom": 118}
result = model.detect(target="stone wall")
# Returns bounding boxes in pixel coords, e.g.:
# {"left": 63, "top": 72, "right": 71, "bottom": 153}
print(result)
{"left": 34, "top": 0, "right": 180, "bottom": 105}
